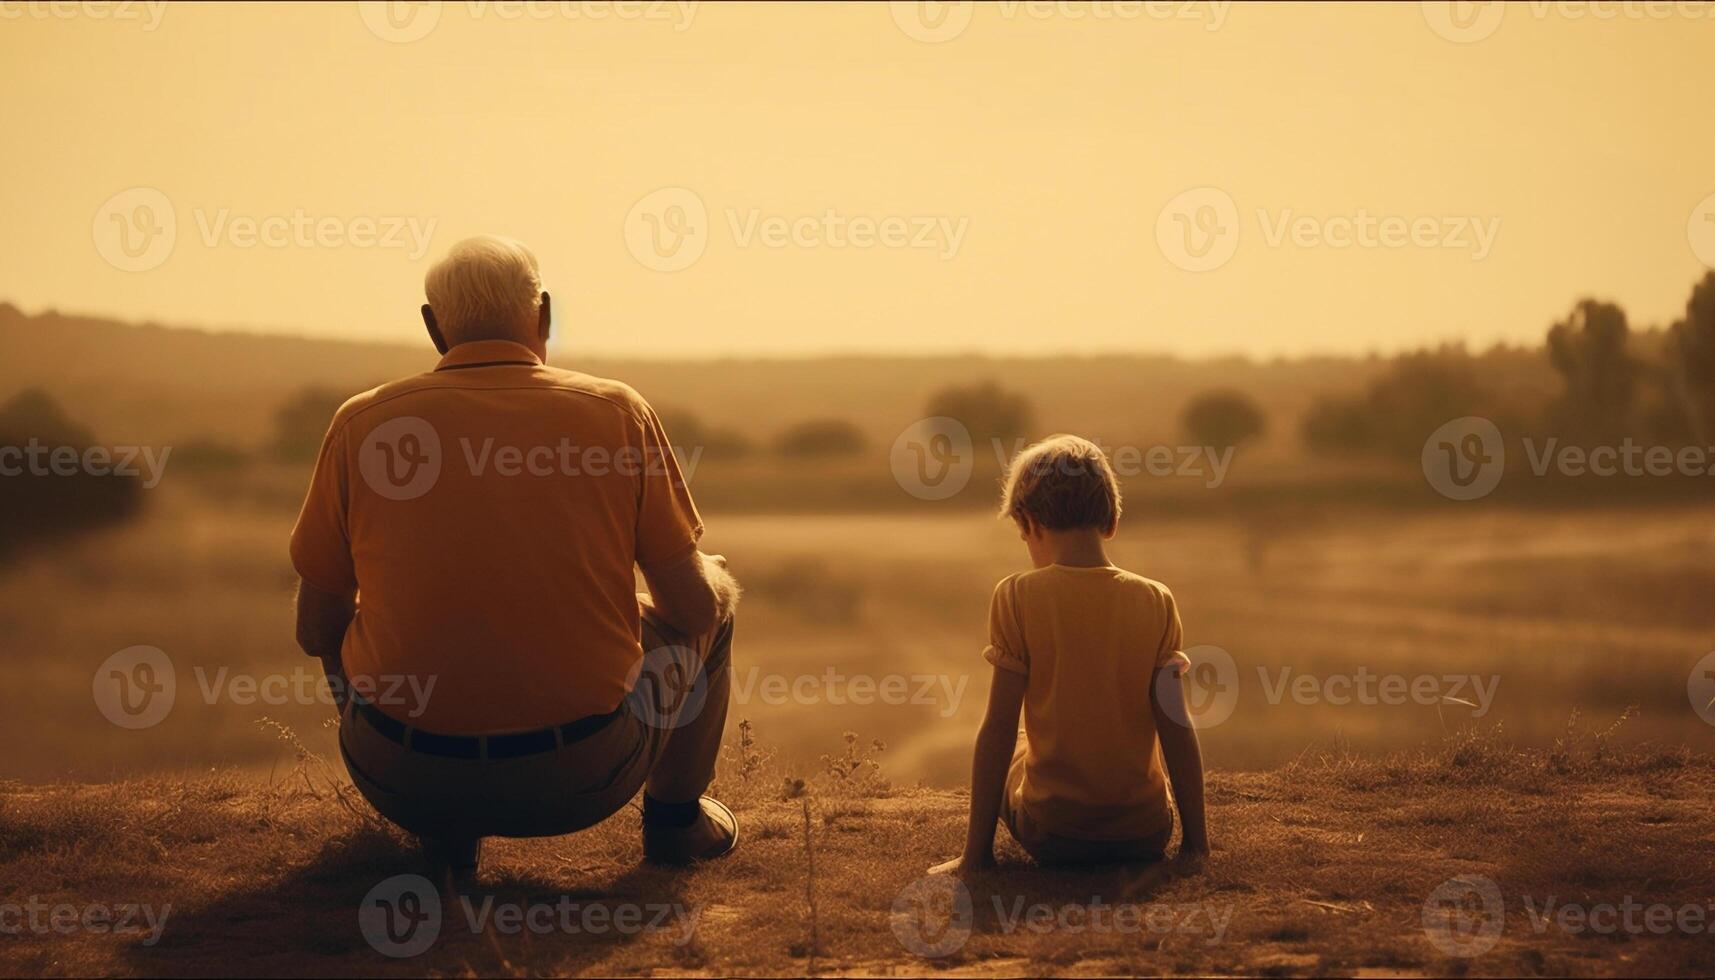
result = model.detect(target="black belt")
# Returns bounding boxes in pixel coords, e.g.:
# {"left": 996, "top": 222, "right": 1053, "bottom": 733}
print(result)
{"left": 353, "top": 699, "right": 622, "bottom": 760}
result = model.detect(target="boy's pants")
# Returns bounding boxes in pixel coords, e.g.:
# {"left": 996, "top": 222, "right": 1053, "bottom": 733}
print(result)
{"left": 339, "top": 605, "right": 733, "bottom": 840}
{"left": 999, "top": 737, "right": 1173, "bottom": 865}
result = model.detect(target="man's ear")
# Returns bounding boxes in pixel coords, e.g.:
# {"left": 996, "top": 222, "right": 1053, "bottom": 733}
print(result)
{"left": 537, "top": 291, "right": 552, "bottom": 345}
{"left": 422, "top": 304, "right": 448, "bottom": 355}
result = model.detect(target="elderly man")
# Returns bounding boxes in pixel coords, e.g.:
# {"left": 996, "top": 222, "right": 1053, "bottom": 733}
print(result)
{"left": 290, "top": 235, "right": 740, "bottom": 877}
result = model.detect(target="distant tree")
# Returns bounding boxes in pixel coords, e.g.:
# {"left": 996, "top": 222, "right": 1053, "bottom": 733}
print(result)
{"left": 925, "top": 380, "right": 1034, "bottom": 450}
{"left": 1671, "top": 271, "right": 1715, "bottom": 444}
{"left": 1302, "top": 348, "right": 1490, "bottom": 458}
{"left": 0, "top": 389, "right": 141, "bottom": 561}
{"left": 1545, "top": 299, "right": 1637, "bottom": 440}
{"left": 270, "top": 387, "right": 351, "bottom": 462}
{"left": 1181, "top": 390, "right": 1267, "bottom": 450}
{"left": 1299, "top": 396, "right": 1371, "bottom": 455}
{"left": 0, "top": 388, "right": 95, "bottom": 447}
{"left": 774, "top": 419, "right": 868, "bottom": 458}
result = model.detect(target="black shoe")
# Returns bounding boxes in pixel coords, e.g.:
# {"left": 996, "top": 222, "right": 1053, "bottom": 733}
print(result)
{"left": 642, "top": 797, "right": 739, "bottom": 865}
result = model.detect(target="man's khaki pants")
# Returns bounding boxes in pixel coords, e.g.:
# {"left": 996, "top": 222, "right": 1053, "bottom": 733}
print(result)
{"left": 339, "top": 607, "right": 733, "bottom": 840}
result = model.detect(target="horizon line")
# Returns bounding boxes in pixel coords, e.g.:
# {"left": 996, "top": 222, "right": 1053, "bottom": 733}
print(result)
{"left": 0, "top": 299, "right": 1573, "bottom": 366}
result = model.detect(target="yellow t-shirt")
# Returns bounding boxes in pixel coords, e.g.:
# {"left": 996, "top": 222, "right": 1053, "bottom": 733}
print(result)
{"left": 289, "top": 340, "right": 703, "bottom": 734}
{"left": 984, "top": 564, "right": 1187, "bottom": 841}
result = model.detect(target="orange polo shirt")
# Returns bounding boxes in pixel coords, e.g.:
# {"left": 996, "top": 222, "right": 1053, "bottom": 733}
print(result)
{"left": 985, "top": 565, "right": 1187, "bottom": 841}
{"left": 289, "top": 340, "right": 703, "bottom": 733}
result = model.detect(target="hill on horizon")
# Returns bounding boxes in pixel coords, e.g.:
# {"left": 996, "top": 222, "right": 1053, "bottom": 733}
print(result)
{"left": 0, "top": 303, "right": 1425, "bottom": 451}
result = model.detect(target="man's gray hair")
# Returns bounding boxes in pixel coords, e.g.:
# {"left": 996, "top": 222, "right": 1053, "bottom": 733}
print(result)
{"left": 424, "top": 235, "right": 543, "bottom": 344}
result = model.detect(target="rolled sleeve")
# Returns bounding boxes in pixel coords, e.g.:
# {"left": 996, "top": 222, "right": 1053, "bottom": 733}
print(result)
{"left": 983, "top": 577, "right": 1029, "bottom": 676}
{"left": 289, "top": 423, "right": 358, "bottom": 595}
{"left": 634, "top": 403, "right": 704, "bottom": 568}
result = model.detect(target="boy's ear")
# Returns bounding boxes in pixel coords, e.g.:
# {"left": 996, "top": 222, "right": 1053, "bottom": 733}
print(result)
{"left": 422, "top": 304, "right": 448, "bottom": 355}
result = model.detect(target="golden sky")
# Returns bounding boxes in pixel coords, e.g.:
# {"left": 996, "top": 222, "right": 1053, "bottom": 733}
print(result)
{"left": 3, "top": 1, "right": 1713, "bottom": 358}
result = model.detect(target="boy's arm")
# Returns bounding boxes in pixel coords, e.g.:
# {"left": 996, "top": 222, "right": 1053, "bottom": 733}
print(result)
{"left": 1152, "top": 664, "right": 1210, "bottom": 857}
{"left": 935, "top": 664, "right": 1027, "bottom": 874}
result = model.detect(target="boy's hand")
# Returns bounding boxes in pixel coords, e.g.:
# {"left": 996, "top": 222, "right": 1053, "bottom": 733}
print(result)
{"left": 926, "top": 857, "right": 963, "bottom": 876}
{"left": 927, "top": 853, "right": 995, "bottom": 877}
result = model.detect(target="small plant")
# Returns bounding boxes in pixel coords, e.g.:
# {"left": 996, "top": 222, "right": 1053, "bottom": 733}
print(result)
{"left": 781, "top": 776, "right": 820, "bottom": 976}
{"left": 736, "top": 718, "right": 772, "bottom": 783}
{"left": 1591, "top": 705, "right": 1636, "bottom": 762}
{"left": 255, "top": 717, "right": 371, "bottom": 821}
{"left": 819, "top": 731, "right": 887, "bottom": 797}
{"left": 1549, "top": 706, "right": 1638, "bottom": 773}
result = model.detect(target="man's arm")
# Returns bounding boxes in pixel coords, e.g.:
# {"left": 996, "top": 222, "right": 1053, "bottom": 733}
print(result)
{"left": 295, "top": 578, "right": 355, "bottom": 673}
{"left": 1152, "top": 664, "right": 1210, "bottom": 858}
{"left": 934, "top": 664, "right": 1026, "bottom": 874}
{"left": 640, "top": 550, "right": 740, "bottom": 638}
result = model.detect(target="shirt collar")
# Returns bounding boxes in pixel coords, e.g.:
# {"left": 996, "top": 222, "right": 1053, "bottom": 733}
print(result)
{"left": 434, "top": 339, "right": 543, "bottom": 372}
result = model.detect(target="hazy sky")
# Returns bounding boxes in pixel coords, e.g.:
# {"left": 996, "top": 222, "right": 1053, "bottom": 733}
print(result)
{"left": 3, "top": 1, "right": 1713, "bottom": 358}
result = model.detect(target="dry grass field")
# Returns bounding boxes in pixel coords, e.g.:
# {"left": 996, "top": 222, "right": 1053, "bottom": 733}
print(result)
{"left": 4, "top": 472, "right": 1711, "bottom": 784}
{"left": 1, "top": 730, "right": 1710, "bottom": 977}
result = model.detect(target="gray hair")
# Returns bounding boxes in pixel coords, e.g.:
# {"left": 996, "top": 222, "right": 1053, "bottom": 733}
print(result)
{"left": 423, "top": 235, "right": 543, "bottom": 344}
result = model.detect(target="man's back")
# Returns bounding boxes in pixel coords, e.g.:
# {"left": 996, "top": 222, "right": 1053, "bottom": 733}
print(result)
{"left": 290, "top": 339, "right": 703, "bottom": 733}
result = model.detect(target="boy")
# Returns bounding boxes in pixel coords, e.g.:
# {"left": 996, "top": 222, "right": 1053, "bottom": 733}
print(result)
{"left": 933, "top": 434, "right": 1208, "bottom": 873}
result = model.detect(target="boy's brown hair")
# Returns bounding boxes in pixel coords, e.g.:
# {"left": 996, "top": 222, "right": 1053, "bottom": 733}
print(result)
{"left": 998, "top": 434, "right": 1122, "bottom": 532}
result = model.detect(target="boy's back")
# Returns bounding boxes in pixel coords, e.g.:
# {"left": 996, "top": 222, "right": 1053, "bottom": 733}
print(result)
{"left": 986, "top": 563, "right": 1185, "bottom": 842}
